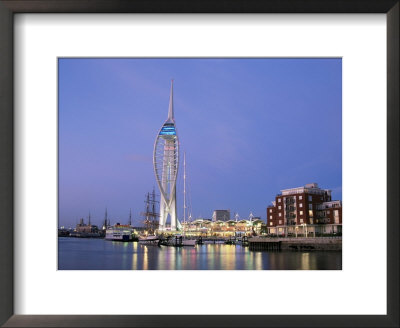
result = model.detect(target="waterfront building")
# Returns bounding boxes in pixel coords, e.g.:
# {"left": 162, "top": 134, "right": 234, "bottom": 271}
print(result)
{"left": 153, "top": 81, "right": 180, "bottom": 231}
{"left": 266, "top": 183, "right": 342, "bottom": 236}
{"left": 212, "top": 209, "right": 231, "bottom": 222}
{"left": 181, "top": 216, "right": 264, "bottom": 237}
{"left": 69, "top": 216, "right": 101, "bottom": 238}
{"left": 75, "top": 217, "right": 99, "bottom": 234}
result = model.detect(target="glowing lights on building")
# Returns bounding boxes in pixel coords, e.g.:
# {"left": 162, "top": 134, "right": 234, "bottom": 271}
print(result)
{"left": 159, "top": 123, "right": 176, "bottom": 135}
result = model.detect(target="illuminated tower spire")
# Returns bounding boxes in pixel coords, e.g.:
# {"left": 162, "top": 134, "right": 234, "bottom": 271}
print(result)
{"left": 168, "top": 79, "right": 174, "bottom": 121}
{"left": 153, "top": 80, "right": 180, "bottom": 231}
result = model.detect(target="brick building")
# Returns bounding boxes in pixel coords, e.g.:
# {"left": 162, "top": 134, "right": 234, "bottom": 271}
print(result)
{"left": 266, "top": 183, "right": 342, "bottom": 237}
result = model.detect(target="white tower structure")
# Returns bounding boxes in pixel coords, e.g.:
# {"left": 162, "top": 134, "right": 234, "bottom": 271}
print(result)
{"left": 153, "top": 81, "right": 180, "bottom": 231}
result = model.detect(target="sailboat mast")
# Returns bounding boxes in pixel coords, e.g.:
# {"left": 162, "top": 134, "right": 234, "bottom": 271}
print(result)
{"left": 151, "top": 188, "right": 156, "bottom": 231}
{"left": 129, "top": 208, "right": 132, "bottom": 226}
{"left": 183, "top": 151, "right": 186, "bottom": 225}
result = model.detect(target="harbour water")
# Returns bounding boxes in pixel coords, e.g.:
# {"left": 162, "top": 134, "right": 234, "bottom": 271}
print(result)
{"left": 58, "top": 237, "right": 342, "bottom": 270}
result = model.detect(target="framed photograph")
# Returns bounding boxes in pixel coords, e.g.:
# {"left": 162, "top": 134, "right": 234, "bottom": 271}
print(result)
{"left": 57, "top": 57, "right": 343, "bottom": 271}
{"left": 0, "top": 1, "right": 398, "bottom": 327}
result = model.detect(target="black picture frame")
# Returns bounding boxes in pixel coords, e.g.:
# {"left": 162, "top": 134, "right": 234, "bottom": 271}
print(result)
{"left": 0, "top": 1, "right": 398, "bottom": 327}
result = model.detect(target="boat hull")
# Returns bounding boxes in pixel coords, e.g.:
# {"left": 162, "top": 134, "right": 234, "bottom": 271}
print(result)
{"left": 105, "top": 235, "right": 134, "bottom": 242}
{"left": 105, "top": 225, "right": 135, "bottom": 242}
{"left": 160, "top": 236, "right": 197, "bottom": 247}
{"left": 138, "top": 236, "right": 160, "bottom": 246}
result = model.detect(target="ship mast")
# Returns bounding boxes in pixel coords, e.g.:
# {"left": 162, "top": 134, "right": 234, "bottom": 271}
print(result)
{"left": 141, "top": 189, "right": 159, "bottom": 234}
{"left": 183, "top": 151, "right": 186, "bottom": 226}
{"left": 146, "top": 192, "right": 150, "bottom": 227}
{"left": 103, "top": 208, "right": 108, "bottom": 229}
{"left": 152, "top": 187, "right": 156, "bottom": 224}
{"left": 151, "top": 187, "right": 159, "bottom": 233}
{"left": 129, "top": 208, "right": 132, "bottom": 226}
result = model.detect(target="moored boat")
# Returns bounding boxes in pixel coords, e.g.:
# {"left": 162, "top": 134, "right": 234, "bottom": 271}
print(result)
{"left": 182, "top": 238, "right": 197, "bottom": 246}
{"left": 105, "top": 223, "right": 135, "bottom": 242}
{"left": 138, "top": 235, "right": 160, "bottom": 245}
{"left": 160, "top": 235, "right": 197, "bottom": 247}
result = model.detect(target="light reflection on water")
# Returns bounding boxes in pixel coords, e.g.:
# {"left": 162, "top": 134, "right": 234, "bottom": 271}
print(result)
{"left": 131, "top": 242, "right": 138, "bottom": 269}
{"left": 143, "top": 245, "right": 148, "bottom": 270}
{"left": 301, "top": 252, "right": 310, "bottom": 270}
{"left": 58, "top": 238, "right": 342, "bottom": 270}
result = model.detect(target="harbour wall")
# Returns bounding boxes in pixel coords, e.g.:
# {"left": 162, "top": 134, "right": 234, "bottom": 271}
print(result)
{"left": 248, "top": 237, "right": 342, "bottom": 251}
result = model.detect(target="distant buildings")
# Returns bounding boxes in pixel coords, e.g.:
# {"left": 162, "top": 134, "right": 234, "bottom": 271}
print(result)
{"left": 212, "top": 210, "right": 231, "bottom": 222}
{"left": 75, "top": 217, "right": 99, "bottom": 233}
{"left": 266, "top": 183, "right": 342, "bottom": 236}
{"left": 71, "top": 217, "right": 100, "bottom": 237}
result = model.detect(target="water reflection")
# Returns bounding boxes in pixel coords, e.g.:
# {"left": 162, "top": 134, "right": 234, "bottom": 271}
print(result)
{"left": 301, "top": 252, "right": 310, "bottom": 270}
{"left": 58, "top": 238, "right": 342, "bottom": 270}
{"left": 253, "top": 252, "right": 262, "bottom": 270}
{"left": 143, "top": 246, "right": 148, "bottom": 270}
{"left": 169, "top": 248, "right": 176, "bottom": 270}
{"left": 225, "top": 245, "right": 236, "bottom": 270}
{"left": 131, "top": 242, "right": 138, "bottom": 270}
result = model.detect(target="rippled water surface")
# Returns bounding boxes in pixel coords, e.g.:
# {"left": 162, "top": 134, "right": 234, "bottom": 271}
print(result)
{"left": 58, "top": 237, "right": 342, "bottom": 270}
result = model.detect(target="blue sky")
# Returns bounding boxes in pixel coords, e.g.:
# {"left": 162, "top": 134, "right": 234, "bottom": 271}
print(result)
{"left": 58, "top": 58, "right": 342, "bottom": 228}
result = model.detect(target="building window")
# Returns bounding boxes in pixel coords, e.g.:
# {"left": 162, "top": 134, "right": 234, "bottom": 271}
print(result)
{"left": 334, "top": 210, "right": 339, "bottom": 216}
{"left": 278, "top": 198, "right": 281, "bottom": 203}
{"left": 270, "top": 216, "right": 273, "bottom": 220}
{"left": 300, "top": 219, "right": 304, "bottom": 223}
{"left": 270, "top": 222, "right": 273, "bottom": 226}
{"left": 278, "top": 213, "right": 281, "bottom": 217}
{"left": 278, "top": 206, "right": 281, "bottom": 210}
{"left": 309, "top": 210, "right": 313, "bottom": 217}
{"left": 308, "top": 204, "right": 313, "bottom": 210}
{"left": 300, "top": 211, "right": 303, "bottom": 215}
{"left": 308, "top": 195, "right": 312, "bottom": 201}
{"left": 327, "top": 210, "right": 330, "bottom": 214}
{"left": 299, "top": 195, "right": 303, "bottom": 200}
{"left": 279, "top": 220, "right": 282, "bottom": 225}
{"left": 270, "top": 209, "right": 272, "bottom": 213}
{"left": 299, "top": 203, "right": 303, "bottom": 208}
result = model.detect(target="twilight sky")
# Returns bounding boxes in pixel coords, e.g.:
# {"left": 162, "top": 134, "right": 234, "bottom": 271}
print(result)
{"left": 58, "top": 58, "right": 342, "bottom": 228}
